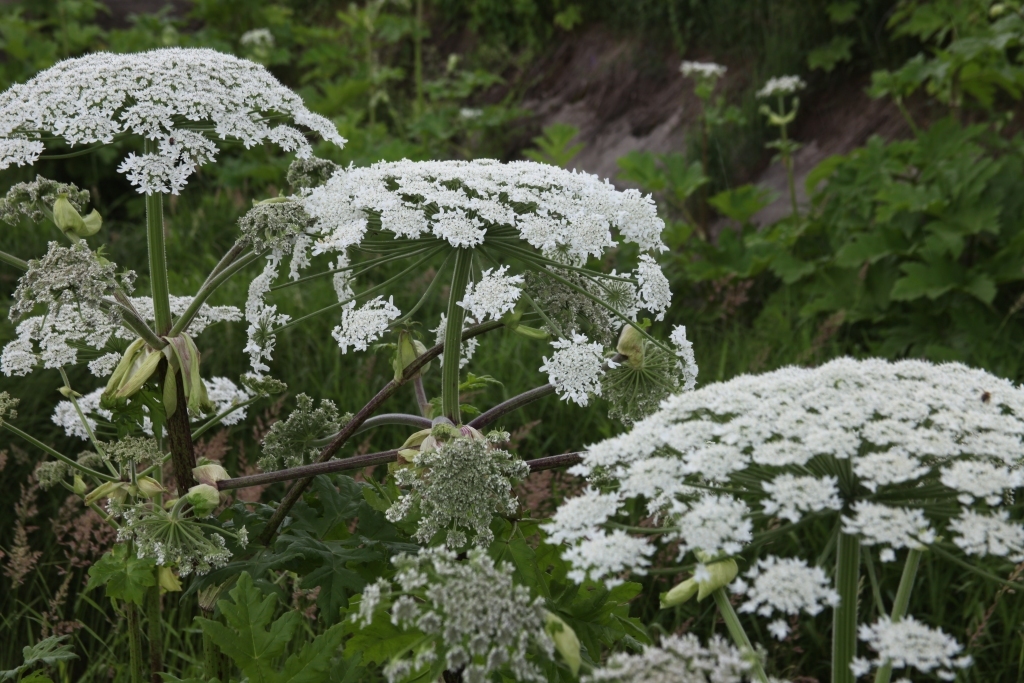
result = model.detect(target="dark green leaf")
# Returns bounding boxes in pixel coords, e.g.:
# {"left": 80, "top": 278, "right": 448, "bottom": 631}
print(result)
{"left": 86, "top": 544, "right": 156, "bottom": 606}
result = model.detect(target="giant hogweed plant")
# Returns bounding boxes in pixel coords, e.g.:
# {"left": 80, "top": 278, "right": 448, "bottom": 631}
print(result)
{"left": 0, "top": 47, "right": 695, "bottom": 681}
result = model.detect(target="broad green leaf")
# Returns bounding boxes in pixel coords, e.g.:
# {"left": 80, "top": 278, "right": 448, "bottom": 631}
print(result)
{"left": 86, "top": 544, "right": 156, "bottom": 606}
{"left": 808, "top": 35, "right": 854, "bottom": 72}
{"left": 524, "top": 123, "right": 584, "bottom": 168}
{"left": 344, "top": 616, "right": 422, "bottom": 664}
{"left": 890, "top": 260, "right": 963, "bottom": 301}
{"left": 195, "top": 572, "right": 300, "bottom": 677}
{"left": 281, "top": 536, "right": 380, "bottom": 625}
{"left": 0, "top": 635, "right": 76, "bottom": 681}
{"left": 708, "top": 185, "right": 776, "bottom": 224}
{"left": 769, "top": 252, "right": 816, "bottom": 284}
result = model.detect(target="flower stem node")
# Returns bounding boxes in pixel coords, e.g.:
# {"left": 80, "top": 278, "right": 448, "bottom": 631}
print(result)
{"left": 185, "top": 484, "right": 222, "bottom": 518}
{"left": 544, "top": 611, "right": 582, "bottom": 675}
{"left": 72, "top": 475, "right": 87, "bottom": 496}
{"left": 661, "top": 558, "right": 739, "bottom": 608}
{"left": 85, "top": 480, "right": 130, "bottom": 506}
{"left": 57, "top": 385, "right": 82, "bottom": 399}
{"left": 134, "top": 476, "right": 166, "bottom": 498}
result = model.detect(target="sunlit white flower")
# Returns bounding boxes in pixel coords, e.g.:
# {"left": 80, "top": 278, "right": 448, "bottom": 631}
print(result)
{"left": 679, "top": 61, "right": 727, "bottom": 79}
{"left": 853, "top": 616, "right": 971, "bottom": 680}
{"left": 757, "top": 75, "right": 806, "bottom": 99}
{"left": 544, "top": 488, "right": 621, "bottom": 545}
{"left": 583, "top": 633, "right": 750, "bottom": 683}
{"left": 332, "top": 295, "right": 401, "bottom": 353}
{"left": 205, "top": 376, "right": 253, "bottom": 425}
{"left": 949, "top": 509, "right": 1024, "bottom": 561}
{"left": 540, "top": 333, "right": 608, "bottom": 406}
{"left": 0, "top": 48, "right": 344, "bottom": 193}
{"left": 761, "top": 474, "right": 842, "bottom": 523}
{"left": 634, "top": 254, "right": 672, "bottom": 321}
{"left": 88, "top": 352, "right": 122, "bottom": 378}
{"left": 843, "top": 502, "right": 935, "bottom": 561}
{"left": 562, "top": 529, "right": 655, "bottom": 586}
{"left": 457, "top": 265, "right": 524, "bottom": 321}
{"left": 732, "top": 556, "right": 839, "bottom": 619}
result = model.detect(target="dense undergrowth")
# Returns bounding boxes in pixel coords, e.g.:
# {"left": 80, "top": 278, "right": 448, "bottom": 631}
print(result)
{"left": 2, "top": 0, "right": 1024, "bottom": 681}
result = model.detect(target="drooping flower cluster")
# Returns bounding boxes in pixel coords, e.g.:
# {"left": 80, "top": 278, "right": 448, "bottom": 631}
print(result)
{"left": 679, "top": 61, "right": 728, "bottom": 80}
{"left": 118, "top": 502, "right": 240, "bottom": 576}
{"left": 547, "top": 358, "right": 1024, "bottom": 630}
{"left": 354, "top": 547, "right": 553, "bottom": 683}
{"left": 0, "top": 175, "right": 91, "bottom": 225}
{"left": 852, "top": 616, "right": 972, "bottom": 680}
{"left": 301, "top": 158, "right": 666, "bottom": 259}
{"left": 756, "top": 75, "right": 806, "bottom": 99}
{"left": 583, "top": 634, "right": 752, "bottom": 683}
{"left": 0, "top": 48, "right": 345, "bottom": 193}
{"left": 387, "top": 430, "right": 529, "bottom": 548}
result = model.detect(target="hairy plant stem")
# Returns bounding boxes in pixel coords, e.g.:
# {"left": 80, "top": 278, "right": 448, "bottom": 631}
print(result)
{"left": 711, "top": 587, "right": 769, "bottom": 683}
{"left": 833, "top": 533, "right": 861, "bottom": 683}
{"left": 0, "top": 248, "right": 28, "bottom": 270}
{"left": 257, "top": 320, "right": 503, "bottom": 545}
{"left": 146, "top": 582, "right": 162, "bottom": 683}
{"left": 203, "top": 630, "right": 218, "bottom": 681}
{"left": 873, "top": 548, "right": 923, "bottom": 683}
{"left": 162, "top": 359, "right": 197, "bottom": 496}
{"left": 442, "top": 248, "right": 473, "bottom": 423}
{"left": 125, "top": 600, "right": 146, "bottom": 683}
{"left": 469, "top": 384, "right": 556, "bottom": 429}
{"left": 312, "top": 413, "right": 433, "bottom": 447}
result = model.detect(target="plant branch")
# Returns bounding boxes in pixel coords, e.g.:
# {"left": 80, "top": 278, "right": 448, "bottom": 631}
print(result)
{"left": 442, "top": 248, "right": 473, "bottom": 422}
{"left": 167, "top": 250, "right": 262, "bottom": 338}
{"left": 469, "top": 385, "right": 556, "bottom": 429}
{"left": 832, "top": 533, "right": 861, "bottom": 683}
{"left": 0, "top": 249, "right": 28, "bottom": 270}
{"left": 219, "top": 449, "right": 584, "bottom": 491}
{"left": 712, "top": 587, "right": 770, "bottom": 683}
{"left": 256, "top": 319, "right": 503, "bottom": 545}
{"left": 1, "top": 423, "right": 116, "bottom": 482}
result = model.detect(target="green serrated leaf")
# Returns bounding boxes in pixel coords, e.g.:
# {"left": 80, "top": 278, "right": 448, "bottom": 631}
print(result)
{"left": 86, "top": 544, "right": 156, "bottom": 606}
{"left": 808, "top": 35, "right": 855, "bottom": 72}
{"left": 0, "top": 635, "right": 76, "bottom": 681}
{"left": 279, "top": 536, "right": 380, "bottom": 625}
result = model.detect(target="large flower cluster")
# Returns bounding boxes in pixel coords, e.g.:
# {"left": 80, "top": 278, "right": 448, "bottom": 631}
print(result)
{"left": 852, "top": 616, "right": 971, "bottom": 680}
{"left": 0, "top": 48, "right": 345, "bottom": 194}
{"left": 355, "top": 547, "right": 553, "bottom": 683}
{"left": 548, "top": 358, "right": 1024, "bottom": 625}
{"left": 540, "top": 334, "right": 609, "bottom": 407}
{"left": 301, "top": 159, "right": 666, "bottom": 259}
{"left": 118, "top": 503, "right": 238, "bottom": 576}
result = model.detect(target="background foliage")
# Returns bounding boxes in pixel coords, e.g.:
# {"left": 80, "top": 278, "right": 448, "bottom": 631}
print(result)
{"left": 2, "top": 0, "right": 1024, "bottom": 680}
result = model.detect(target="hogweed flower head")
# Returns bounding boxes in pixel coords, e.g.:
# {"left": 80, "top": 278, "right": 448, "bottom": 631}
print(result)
{"left": 679, "top": 61, "right": 728, "bottom": 80}
{"left": 549, "top": 358, "right": 1024, "bottom": 646}
{"left": 355, "top": 547, "right": 553, "bottom": 683}
{"left": 117, "top": 501, "right": 235, "bottom": 576}
{"left": 756, "top": 75, "right": 806, "bottom": 99}
{"left": 0, "top": 175, "right": 90, "bottom": 225}
{"left": 333, "top": 295, "right": 401, "bottom": 354}
{"left": 457, "top": 265, "right": 524, "bottom": 321}
{"left": 540, "top": 333, "right": 609, "bottom": 407}
{"left": 0, "top": 48, "right": 345, "bottom": 194}
{"left": 852, "top": 616, "right": 972, "bottom": 680}
{"left": 387, "top": 434, "right": 529, "bottom": 548}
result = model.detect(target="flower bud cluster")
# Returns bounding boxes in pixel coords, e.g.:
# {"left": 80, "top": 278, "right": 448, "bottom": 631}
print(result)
{"left": 0, "top": 175, "right": 90, "bottom": 225}
{"left": 257, "top": 393, "right": 343, "bottom": 471}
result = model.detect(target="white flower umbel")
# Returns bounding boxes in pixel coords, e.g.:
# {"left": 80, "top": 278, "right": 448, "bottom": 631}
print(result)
{"left": 852, "top": 616, "right": 972, "bottom": 680}
{"left": 88, "top": 352, "right": 122, "bottom": 378}
{"left": 205, "top": 377, "right": 253, "bottom": 426}
{"left": 562, "top": 530, "right": 655, "bottom": 586}
{"left": 354, "top": 547, "right": 554, "bottom": 683}
{"left": 732, "top": 556, "right": 839, "bottom": 625}
{"left": 545, "top": 488, "right": 622, "bottom": 545}
{"left": 583, "top": 633, "right": 750, "bottom": 683}
{"left": 0, "top": 48, "right": 345, "bottom": 193}
{"left": 756, "top": 75, "right": 806, "bottom": 99}
{"left": 53, "top": 387, "right": 154, "bottom": 440}
{"left": 333, "top": 295, "right": 401, "bottom": 354}
{"left": 552, "top": 356, "right": 1024, "bottom": 603}
{"left": 540, "top": 333, "right": 608, "bottom": 406}
{"left": 670, "top": 325, "right": 698, "bottom": 391}
{"left": 679, "top": 61, "right": 728, "bottom": 80}
{"left": 244, "top": 261, "right": 289, "bottom": 374}
{"left": 302, "top": 159, "right": 666, "bottom": 258}
{"left": 457, "top": 265, "right": 524, "bottom": 321}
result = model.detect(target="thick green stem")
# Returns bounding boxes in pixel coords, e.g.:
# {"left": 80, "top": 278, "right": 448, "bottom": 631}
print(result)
{"left": 0, "top": 249, "right": 28, "bottom": 270}
{"left": 203, "top": 628, "right": 218, "bottom": 681}
{"left": 146, "top": 582, "right": 163, "bottom": 683}
{"left": 833, "top": 533, "right": 861, "bottom": 683}
{"left": 164, "top": 360, "right": 197, "bottom": 496}
{"left": 873, "top": 548, "right": 923, "bottom": 683}
{"left": 1, "top": 423, "right": 115, "bottom": 482}
{"left": 126, "top": 601, "right": 146, "bottom": 683}
{"left": 144, "top": 141, "right": 172, "bottom": 336}
{"left": 711, "top": 588, "right": 770, "bottom": 683}
{"left": 414, "top": 0, "right": 424, "bottom": 117}
{"left": 442, "top": 248, "right": 473, "bottom": 423}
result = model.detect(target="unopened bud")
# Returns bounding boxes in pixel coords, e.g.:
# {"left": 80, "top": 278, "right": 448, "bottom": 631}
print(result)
{"left": 616, "top": 324, "right": 646, "bottom": 367}
{"left": 393, "top": 330, "right": 431, "bottom": 380}
{"left": 185, "top": 483, "right": 221, "bottom": 517}
{"left": 661, "top": 577, "right": 699, "bottom": 608}
{"left": 135, "top": 476, "right": 165, "bottom": 498}
{"left": 52, "top": 195, "right": 85, "bottom": 235}
{"left": 193, "top": 463, "right": 230, "bottom": 487}
{"left": 696, "top": 559, "right": 739, "bottom": 601}
{"left": 58, "top": 385, "right": 83, "bottom": 399}
{"left": 158, "top": 566, "right": 182, "bottom": 593}
{"left": 544, "top": 612, "right": 581, "bottom": 675}
{"left": 73, "top": 475, "right": 87, "bottom": 496}
{"left": 85, "top": 480, "right": 129, "bottom": 506}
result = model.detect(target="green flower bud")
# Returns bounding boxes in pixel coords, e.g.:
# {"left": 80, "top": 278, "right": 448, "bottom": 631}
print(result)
{"left": 544, "top": 612, "right": 581, "bottom": 675}
{"left": 52, "top": 194, "right": 85, "bottom": 235}
{"left": 393, "top": 330, "right": 431, "bottom": 380}
{"left": 158, "top": 566, "right": 182, "bottom": 593}
{"left": 85, "top": 480, "right": 130, "bottom": 506}
{"left": 696, "top": 559, "right": 739, "bottom": 602}
{"left": 660, "top": 577, "right": 699, "bottom": 608}
{"left": 185, "top": 483, "right": 221, "bottom": 518}
{"left": 193, "top": 463, "right": 230, "bottom": 487}
{"left": 79, "top": 209, "right": 102, "bottom": 236}
{"left": 616, "top": 324, "right": 646, "bottom": 367}
{"left": 57, "top": 385, "right": 82, "bottom": 399}
{"left": 135, "top": 476, "right": 166, "bottom": 498}
{"left": 73, "top": 474, "right": 87, "bottom": 496}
